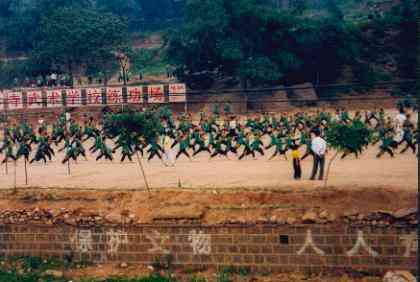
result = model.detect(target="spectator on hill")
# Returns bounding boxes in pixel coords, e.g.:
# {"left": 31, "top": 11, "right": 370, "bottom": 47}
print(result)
{"left": 36, "top": 75, "right": 44, "bottom": 87}
{"left": 50, "top": 72, "right": 57, "bottom": 87}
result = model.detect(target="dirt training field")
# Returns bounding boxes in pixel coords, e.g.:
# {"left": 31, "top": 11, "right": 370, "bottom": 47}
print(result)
{"left": 0, "top": 141, "right": 417, "bottom": 192}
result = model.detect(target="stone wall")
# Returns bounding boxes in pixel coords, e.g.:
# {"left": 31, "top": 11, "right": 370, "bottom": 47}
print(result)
{"left": 0, "top": 224, "right": 416, "bottom": 275}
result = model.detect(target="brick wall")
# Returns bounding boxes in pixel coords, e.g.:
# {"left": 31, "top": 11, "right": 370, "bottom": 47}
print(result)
{"left": 0, "top": 224, "right": 416, "bottom": 275}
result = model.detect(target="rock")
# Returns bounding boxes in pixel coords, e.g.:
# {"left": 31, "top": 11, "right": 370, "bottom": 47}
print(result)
{"left": 393, "top": 208, "right": 417, "bottom": 219}
{"left": 257, "top": 217, "right": 266, "bottom": 223}
{"left": 151, "top": 204, "right": 205, "bottom": 221}
{"left": 105, "top": 213, "right": 121, "bottom": 223}
{"left": 44, "top": 270, "right": 64, "bottom": 278}
{"left": 327, "top": 213, "right": 336, "bottom": 222}
{"left": 319, "top": 210, "right": 329, "bottom": 219}
{"left": 286, "top": 217, "right": 296, "bottom": 225}
{"left": 383, "top": 271, "right": 416, "bottom": 282}
{"left": 302, "top": 210, "right": 317, "bottom": 223}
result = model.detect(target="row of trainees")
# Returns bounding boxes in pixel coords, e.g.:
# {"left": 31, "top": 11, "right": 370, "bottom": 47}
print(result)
{"left": 0, "top": 107, "right": 417, "bottom": 164}
{"left": 72, "top": 116, "right": 418, "bottom": 164}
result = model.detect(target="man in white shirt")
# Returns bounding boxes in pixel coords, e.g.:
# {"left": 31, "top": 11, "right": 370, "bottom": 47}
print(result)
{"left": 395, "top": 109, "right": 407, "bottom": 128}
{"left": 310, "top": 128, "right": 327, "bottom": 181}
{"left": 394, "top": 109, "right": 407, "bottom": 143}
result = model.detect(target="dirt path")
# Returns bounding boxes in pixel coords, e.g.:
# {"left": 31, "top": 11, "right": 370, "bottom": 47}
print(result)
{"left": 0, "top": 143, "right": 417, "bottom": 192}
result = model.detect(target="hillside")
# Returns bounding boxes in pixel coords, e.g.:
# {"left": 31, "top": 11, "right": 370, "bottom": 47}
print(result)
{"left": 0, "top": 0, "right": 416, "bottom": 92}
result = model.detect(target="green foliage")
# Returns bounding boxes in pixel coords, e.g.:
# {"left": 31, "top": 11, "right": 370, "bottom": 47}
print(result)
{"left": 188, "top": 275, "right": 208, "bottom": 282}
{"left": 103, "top": 109, "right": 163, "bottom": 143}
{"left": 96, "top": 0, "right": 142, "bottom": 31}
{"left": 0, "top": 256, "right": 177, "bottom": 282}
{"left": 156, "top": 106, "right": 174, "bottom": 121}
{"left": 325, "top": 120, "right": 372, "bottom": 154}
{"left": 216, "top": 268, "right": 232, "bottom": 282}
{"left": 130, "top": 48, "right": 168, "bottom": 76}
{"left": 165, "top": 0, "right": 365, "bottom": 88}
{"left": 32, "top": 7, "right": 129, "bottom": 78}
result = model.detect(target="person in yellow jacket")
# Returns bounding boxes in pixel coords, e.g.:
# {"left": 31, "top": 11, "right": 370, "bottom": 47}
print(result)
{"left": 291, "top": 142, "right": 302, "bottom": 180}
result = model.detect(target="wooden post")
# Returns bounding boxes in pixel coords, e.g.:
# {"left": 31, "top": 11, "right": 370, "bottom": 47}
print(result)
{"left": 24, "top": 158, "right": 28, "bottom": 185}
{"left": 136, "top": 151, "right": 150, "bottom": 193}
{"left": 324, "top": 151, "right": 339, "bottom": 188}
{"left": 13, "top": 160, "right": 16, "bottom": 191}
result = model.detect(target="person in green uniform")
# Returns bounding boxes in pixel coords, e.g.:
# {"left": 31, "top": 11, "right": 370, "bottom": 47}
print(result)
{"left": 192, "top": 132, "right": 211, "bottom": 157}
{"left": 376, "top": 131, "right": 396, "bottom": 158}
{"left": 147, "top": 137, "right": 164, "bottom": 162}
{"left": 266, "top": 131, "right": 288, "bottom": 160}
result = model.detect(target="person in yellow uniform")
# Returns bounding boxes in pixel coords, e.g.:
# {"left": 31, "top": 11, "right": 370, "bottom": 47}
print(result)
{"left": 291, "top": 142, "right": 302, "bottom": 180}
{"left": 162, "top": 134, "right": 175, "bottom": 166}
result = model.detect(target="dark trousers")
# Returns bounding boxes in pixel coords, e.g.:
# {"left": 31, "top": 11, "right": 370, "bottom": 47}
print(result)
{"left": 293, "top": 158, "right": 301, "bottom": 179}
{"left": 310, "top": 154, "right": 325, "bottom": 180}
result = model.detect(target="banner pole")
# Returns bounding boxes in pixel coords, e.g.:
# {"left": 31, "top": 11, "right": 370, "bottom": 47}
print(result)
{"left": 184, "top": 94, "right": 188, "bottom": 114}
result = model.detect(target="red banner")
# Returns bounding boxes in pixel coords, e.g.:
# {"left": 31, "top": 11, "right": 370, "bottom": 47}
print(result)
{"left": 86, "top": 88, "right": 103, "bottom": 105}
{"left": 27, "top": 91, "right": 43, "bottom": 109}
{"left": 46, "top": 90, "right": 63, "bottom": 108}
{"left": 66, "top": 89, "right": 82, "bottom": 107}
{"left": 127, "top": 86, "right": 143, "bottom": 104}
{"left": 148, "top": 85, "right": 165, "bottom": 103}
{"left": 7, "top": 92, "right": 23, "bottom": 110}
{"left": 106, "top": 87, "right": 123, "bottom": 105}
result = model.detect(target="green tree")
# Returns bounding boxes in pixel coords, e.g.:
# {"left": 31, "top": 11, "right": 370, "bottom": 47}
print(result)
{"left": 103, "top": 109, "right": 164, "bottom": 192}
{"left": 166, "top": 0, "right": 361, "bottom": 88}
{"left": 31, "top": 7, "right": 129, "bottom": 84}
{"left": 324, "top": 120, "right": 372, "bottom": 187}
{"left": 96, "top": 0, "right": 142, "bottom": 31}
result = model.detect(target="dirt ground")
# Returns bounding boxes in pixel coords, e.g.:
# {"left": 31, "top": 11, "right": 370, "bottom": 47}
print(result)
{"left": 0, "top": 141, "right": 417, "bottom": 191}
{"left": 0, "top": 183, "right": 415, "bottom": 224}
{"left": 0, "top": 106, "right": 418, "bottom": 223}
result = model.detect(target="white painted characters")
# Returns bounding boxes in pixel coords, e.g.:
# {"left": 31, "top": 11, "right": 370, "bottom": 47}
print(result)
{"left": 400, "top": 232, "right": 417, "bottom": 258}
{"left": 145, "top": 230, "right": 170, "bottom": 254}
{"left": 107, "top": 230, "right": 129, "bottom": 254}
{"left": 70, "top": 229, "right": 93, "bottom": 254}
{"left": 188, "top": 230, "right": 211, "bottom": 255}
{"left": 346, "top": 230, "right": 378, "bottom": 257}
{"left": 296, "top": 229, "right": 325, "bottom": 256}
